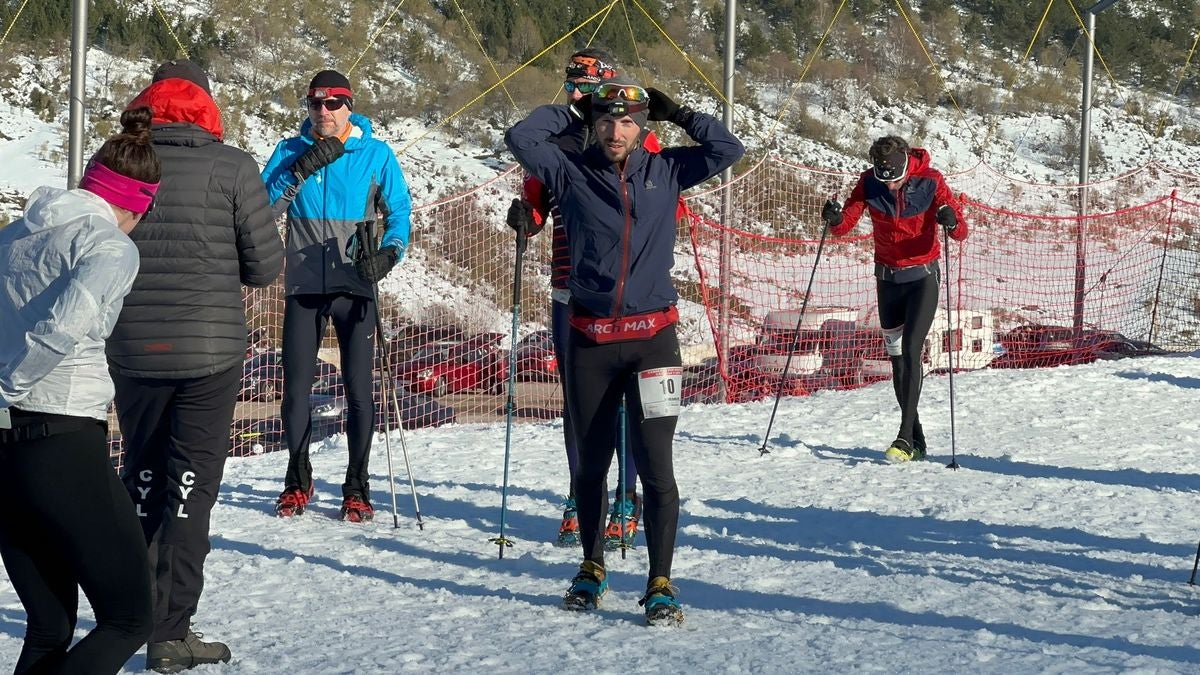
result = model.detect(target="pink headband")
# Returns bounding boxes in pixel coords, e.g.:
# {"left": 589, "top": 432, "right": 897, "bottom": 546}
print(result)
{"left": 78, "top": 161, "right": 160, "bottom": 215}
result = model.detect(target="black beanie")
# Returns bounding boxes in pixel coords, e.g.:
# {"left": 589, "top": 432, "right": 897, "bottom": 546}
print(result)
{"left": 152, "top": 59, "right": 210, "bottom": 94}
{"left": 308, "top": 70, "right": 353, "bottom": 103}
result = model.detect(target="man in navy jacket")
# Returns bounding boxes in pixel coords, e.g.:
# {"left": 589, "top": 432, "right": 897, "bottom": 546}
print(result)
{"left": 505, "top": 79, "right": 743, "bottom": 626}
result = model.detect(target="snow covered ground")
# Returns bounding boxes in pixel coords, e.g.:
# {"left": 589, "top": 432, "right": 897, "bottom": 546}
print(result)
{"left": 1, "top": 354, "right": 1199, "bottom": 672}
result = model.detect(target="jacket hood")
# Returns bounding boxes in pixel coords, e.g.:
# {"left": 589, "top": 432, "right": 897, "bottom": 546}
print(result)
{"left": 906, "top": 148, "right": 932, "bottom": 175}
{"left": 128, "top": 79, "right": 224, "bottom": 140}
{"left": 297, "top": 113, "right": 373, "bottom": 150}
{"left": 22, "top": 186, "right": 116, "bottom": 233}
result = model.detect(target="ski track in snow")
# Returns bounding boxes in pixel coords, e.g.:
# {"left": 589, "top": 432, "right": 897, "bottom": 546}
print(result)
{"left": 1, "top": 356, "right": 1199, "bottom": 672}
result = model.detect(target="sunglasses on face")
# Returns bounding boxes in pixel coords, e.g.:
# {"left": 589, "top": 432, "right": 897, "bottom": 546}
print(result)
{"left": 595, "top": 83, "right": 649, "bottom": 103}
{"left": 140, "top": 188, "right": 156, "bottom": 216}
{"left": 563, "top": 81, "right": 600, "bottom": 94}
{"left": 307, "top": 97, "right": 348, "bottom": 112}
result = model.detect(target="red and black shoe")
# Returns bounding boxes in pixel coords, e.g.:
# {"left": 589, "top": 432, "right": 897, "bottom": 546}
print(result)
{"left": 275, "top": 484, "right": 314, "bottom": 518}
{"left": 340, "top": 495, "right": 375, "bottom": 523}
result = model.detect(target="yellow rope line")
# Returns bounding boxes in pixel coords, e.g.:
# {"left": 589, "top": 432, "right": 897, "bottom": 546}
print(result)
{"left": 891, "top": 0, "right": 976, "bottom": 143}
{"left": 1063, "top": 0, "right": 1155, "bottom": 157}
{"left": 619, "top": 0, "right": 650, "bottom": 85}
{"left": 150, "top": 0, "right": 189, "bottom": 59}
{"left": 0, "top": 0, "right": 31, "bottom": 48}
{"left": 1156, "top": 27, "right": 1200, "bottom": 138}
{"left": 627, "top": 0, "right": 728, "bottom": 106}
{"left": 979, "top": 0, "right": 1055, "bottom": 152}
{"left": 759, "top": 0, "right": 848, "bottom": 148}
{"left": 398, "top": 0, "right": 621, "bottom": 155}
{"left": 449, "top": 0, "right": 519, "bottom": 110}
{"left": 543, "top": 2, "right": 617, "bottom": 104}
{"left": 347, "top": 0, "right": 408, "bottom": 76}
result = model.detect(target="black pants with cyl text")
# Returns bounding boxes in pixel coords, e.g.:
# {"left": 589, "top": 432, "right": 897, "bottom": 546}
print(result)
{"left": 876, "top": 268, "right": 939, "bottom": 445}
{"left": 0, "top": 416, "right": 152, "bottom": 674}
{"left": 566, "top": 324, "right": 682, "bottom": 582}
{"left": 281, "top": 293, "right": 377, "bottom": 500}
{"left": 112, "top": 364, "right": 241, "bottom": 643}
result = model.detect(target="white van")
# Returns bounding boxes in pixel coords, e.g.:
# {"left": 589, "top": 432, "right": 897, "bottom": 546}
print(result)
{"left": 754, "top": 307, "right": 861, "bottom": 382}
{"left": 858, "top": 306, "right": 996, "bottom": 380}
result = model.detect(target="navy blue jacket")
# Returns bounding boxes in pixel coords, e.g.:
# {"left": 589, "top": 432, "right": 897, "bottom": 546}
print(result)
{"left": 505, "top": 105, "right": 743, "bottom": 318}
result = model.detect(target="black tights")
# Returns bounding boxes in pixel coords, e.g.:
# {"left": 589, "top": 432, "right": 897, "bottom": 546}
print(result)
{"left": 566, "top": 326, "right": 681, "bottom": 581}
{"left": 877, "top": 271, "right": 939, "bottom": 445}
{"left": 0, "top": 417, "right": 152, "bottom": 674}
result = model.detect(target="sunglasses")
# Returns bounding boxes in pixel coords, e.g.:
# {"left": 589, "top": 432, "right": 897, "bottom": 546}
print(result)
{"left": 563, "top": 81, "right": 600, "bottom": 94}
{"left": 595, "top": 83, "right": 649, "bottom": 103}
{"left": 307, "top": 97, "right": 348, "bottom": 112}
{"left": 140, "top": 188, "right": 156, "bottom": 216}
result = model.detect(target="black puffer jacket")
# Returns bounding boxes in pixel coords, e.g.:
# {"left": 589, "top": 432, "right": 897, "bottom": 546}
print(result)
{"left": 107, "top": 79, "right": 283, "bottom": 379}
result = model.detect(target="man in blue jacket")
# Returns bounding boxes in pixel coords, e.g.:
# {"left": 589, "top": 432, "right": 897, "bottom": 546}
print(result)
{"left": 262, "top": 69, "right": 413, "bottom": 523}
{"left": 505, "top": 78, "right": 743, "bottom": 626}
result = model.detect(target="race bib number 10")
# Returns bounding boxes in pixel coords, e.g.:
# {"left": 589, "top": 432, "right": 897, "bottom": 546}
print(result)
{"left": 637, "top": 367, "right": 683, "bottom": 419}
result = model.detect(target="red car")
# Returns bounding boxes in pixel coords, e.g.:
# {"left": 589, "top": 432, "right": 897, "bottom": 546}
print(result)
{"left": 395, "top": 332, "right": 508, "bottom": 396}
{"left": 514, "top": 330, "right": 558, "bottom": 382}
{"left": 991, "top": 325, "right": 1164, "bottom": 369}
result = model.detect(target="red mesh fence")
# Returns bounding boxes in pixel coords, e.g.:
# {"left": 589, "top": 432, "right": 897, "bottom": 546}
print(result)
{"left": 106, "top": 158, "right": 1200, "bottom": 468}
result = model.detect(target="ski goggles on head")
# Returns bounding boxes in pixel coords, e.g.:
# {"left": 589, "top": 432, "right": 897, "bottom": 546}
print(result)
{"left": 591, "top": 84, "right": 649, "bottom": 118}
{"left": 563, "top": 80, "right": 600, "bottom": 95}
{"left": 565, "top": 55, "right": 617, "bottom": 80}
{"left": 872, "top": 151, "right": 909, "bottom": 182}
{"left": 595, "top": 83, "right": 649, "bottom": 103}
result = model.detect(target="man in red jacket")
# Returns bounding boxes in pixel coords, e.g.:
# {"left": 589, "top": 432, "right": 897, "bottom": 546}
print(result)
{"left": 821, "top": 135, "right": 967, "bottom": 462}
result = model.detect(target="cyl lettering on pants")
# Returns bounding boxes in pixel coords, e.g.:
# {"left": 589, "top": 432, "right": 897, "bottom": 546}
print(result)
{"left": 135, "top": 469, "right": 153, "bottom": 517}
{"left": 176, "top": 470, "right": 196, "bottom": 519}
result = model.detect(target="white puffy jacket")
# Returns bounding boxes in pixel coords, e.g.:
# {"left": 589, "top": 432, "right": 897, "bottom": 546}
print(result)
{"left": 0, "top": 186, "right": 140, "bottom": 420}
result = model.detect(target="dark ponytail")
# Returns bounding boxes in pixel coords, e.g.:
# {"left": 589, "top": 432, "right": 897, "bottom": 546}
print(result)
{"left": 90, "top": 105, "right": 161, "bottom": 185}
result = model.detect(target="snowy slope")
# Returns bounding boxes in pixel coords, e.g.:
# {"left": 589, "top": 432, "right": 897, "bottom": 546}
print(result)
{"left": 2, "top": 354, "right": 1199, "bottom": 672}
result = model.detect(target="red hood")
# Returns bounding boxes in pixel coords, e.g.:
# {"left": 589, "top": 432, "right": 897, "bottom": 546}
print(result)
{"left": 128, "top": 79, "right": 223, "bottom": 140}
{"left": 906, "top": 147, "right": 932, "bottom": 175}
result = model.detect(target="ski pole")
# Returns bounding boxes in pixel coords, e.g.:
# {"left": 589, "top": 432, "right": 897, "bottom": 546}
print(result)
{"left": 942, "top": 225, "right": 960, "bottom": 470}
{"left": 1190, "top": 539, "right": 1200, "bottom": 585}
{"left": 355, "top": 222, "right": 424, "bottom": 530}
{"left": 490, "top": 219, "right": 528, "bottom": 558}
{"left": 617, "top": 398, "right": 630, "bottom": 560}
{"left": 757, "top": 222, "right": 830, "bottom": 456}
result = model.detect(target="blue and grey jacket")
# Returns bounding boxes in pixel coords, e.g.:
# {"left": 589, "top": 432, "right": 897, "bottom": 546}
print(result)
{"left": 262, "top": 113, "right": 412, "bottom": 297}
{"left": 505, "top": 105, "right": 743, "bottom": 318}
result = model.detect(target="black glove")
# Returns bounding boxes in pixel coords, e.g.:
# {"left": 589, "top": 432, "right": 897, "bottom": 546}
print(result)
{"left": 506, "top": 198, "right": 544, "bottom": 236}
{"left": 821, "top": 199, "right": 843, "bottom": 228}
{"left": 936, "top": 204, "right": 957, "bottom": 234}
{"left": 569, "top": 96, "right": 593, "bottom": 125}
{"left": 291, "top": 137, "right": 345, "bottom": 181}
{"left": 647, "top": 88, "right": 681, "bottom": 122}
{"left": 355, "top": 245, "right": 398, "bottom": 283}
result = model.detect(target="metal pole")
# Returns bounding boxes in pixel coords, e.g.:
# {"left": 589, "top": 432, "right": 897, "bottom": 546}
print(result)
{"left": 1077, "top": 0, "right": 1120, "bottom": 333}
{"left": 716, "top": 0, "right": 736, "bottom": 401}
{"left": 68, "top": 0, "right": 89, "bottom": 188}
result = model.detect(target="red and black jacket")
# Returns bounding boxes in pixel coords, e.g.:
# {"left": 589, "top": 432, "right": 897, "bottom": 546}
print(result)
{"left": 832, "top": 148, "right": 967, "bottom": 268}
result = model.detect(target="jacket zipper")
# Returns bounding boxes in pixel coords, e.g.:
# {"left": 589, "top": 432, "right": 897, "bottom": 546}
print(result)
{"left": 611, "top": 164, "right": 633, "bottom": 318}
{"left": 321, "top": 161, "right": 329, "bottom": 293}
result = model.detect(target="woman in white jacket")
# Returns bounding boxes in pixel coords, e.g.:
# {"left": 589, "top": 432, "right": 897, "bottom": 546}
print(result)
{"left": 0, "top": 106, "right": 160, "bottom": 674}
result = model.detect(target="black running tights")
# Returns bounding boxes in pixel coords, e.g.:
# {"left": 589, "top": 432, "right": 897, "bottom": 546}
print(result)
{"left": 0, "top": 419, "right": 152, "bottom": 674}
